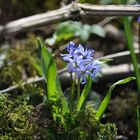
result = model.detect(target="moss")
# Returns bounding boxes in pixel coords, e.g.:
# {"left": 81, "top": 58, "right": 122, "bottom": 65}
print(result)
{"left": 0, "top": 34, "right": 40, "bottom": 90}
{"left": 75, "top": 105, "right": 117, "bottom": 140}
{"left": 0, "top": 94, "right": 33, "bottom": 139}
{"left": 0, "top": 94, "right": 117, "bottom": 139}
{"left": 31, "top": 103, "right": 117, "bottom": 140}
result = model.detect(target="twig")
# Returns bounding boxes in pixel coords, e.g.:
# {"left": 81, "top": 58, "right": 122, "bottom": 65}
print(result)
{"left": 115, "top": 135, "right": 128, "bottom": 140}
{"left": 0, "top": 49, "right": 139, "bottom": 94}
{"left": 0, "top": 68, "right": 67, "bottom": 94}
{"left": 99, "top": 49, "right": 140, "bottom": 64}
{"left": 0, "top": 3, "right": 140, "bottom": 36}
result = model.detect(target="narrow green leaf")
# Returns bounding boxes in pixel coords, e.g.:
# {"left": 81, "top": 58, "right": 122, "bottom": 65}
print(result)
{"left": 98, "top": 58, "right": 113, "bottom": 63}
{"left": 40, "top": 42, "right": 61, "bottom": 98}
{"left": 91, "top": 25, "right": 106, "bottom": 37}
{"left": 76, "top": 76, "right": 92, "bottom": 111}
{"left": 32, "top": 63, "right": 43, "bottom": 76}
{"left": 38, "top": 38, "right": 69, "bottom": 113}
{"left": 123, "top": 17, "right": 140, "bottom": 97}
{"left": 96, "top": 77, "right": 136, "bottom": 120}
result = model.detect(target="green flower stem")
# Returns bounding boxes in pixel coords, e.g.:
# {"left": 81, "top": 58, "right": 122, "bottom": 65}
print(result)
{"left": 76, "top": 77, "right": 92, "bottom": 111}
{"left": 70, "top": 73, "right": 75, "bottom": 111}
{"left": 123, "top": 17, "right": 140, "bottom": 99}
{"left": 77, "top": 78, "right": 81, "bottom": 103}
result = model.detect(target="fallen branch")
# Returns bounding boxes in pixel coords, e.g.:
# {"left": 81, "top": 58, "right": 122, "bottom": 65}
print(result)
{"left": 0, "top": 68, "right": 66, "bottom": 94}
{"left": 0, "top": 3, "right": 139, "bottom": 36}
{"left": 0, "top": 64, "right": 134, "bottom": 94}
{"left": 0, "top": 49, "right": 139, "bottom": 94}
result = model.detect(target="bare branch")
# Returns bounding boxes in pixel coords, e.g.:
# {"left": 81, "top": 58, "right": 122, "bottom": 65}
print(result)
{"left": 0, "top": 3, "right": 139, "bottom": 36}
{"left": 0, "top": 68, "right": 67, "bottom": 94}
{"left": 0, "top": 49, "right": 139, "bottom": 94}
{"left": 78, "top": 3, "right": 140, "bottom": 16}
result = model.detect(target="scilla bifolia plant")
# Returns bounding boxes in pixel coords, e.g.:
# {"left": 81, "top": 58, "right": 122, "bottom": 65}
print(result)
{"left": 60, "top": 42, "right": 101, "bottom": 111}
{"left": 38, "top": 38, "right": 135, "bottom": 139}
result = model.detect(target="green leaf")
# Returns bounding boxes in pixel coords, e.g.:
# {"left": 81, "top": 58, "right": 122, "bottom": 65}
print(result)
{"left": 80, "top": 30, "right": 90, "bottom": 42}
{"left": 96, "top": 77, "right": 136, "bottom": 120}
{"left": 56, "top": 21, "right": 81, "bottom": 42}
{"left": 46, "top": 21, "right": 81, "bottom": 45}
{"left": 76, "top": 76, "right": 92, "bottom": 111}
{"left": 46, "top": 22, "right": 106, "bottom": 45}
{"left": 98, "top": 58, "right": 113, "bottom": 63}
{"left": 79, "top": 24, "right": 91, "bottom": 42}
{"left": 91, "top": 25, "right": 106, "bottom": 37}
{"left": 123, "top": 17, "right": 140, "bottom": 96}
{"left": 38, "top": 38, "right": 69, "bottom": 113}
{"left": 32, "top": 63, "right": 43, "bottom": 76}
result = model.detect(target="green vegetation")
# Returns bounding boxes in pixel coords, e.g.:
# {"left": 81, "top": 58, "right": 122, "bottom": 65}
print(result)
{"left": 0, "top": 93, "right": 117, "bottom": 140}
{"left": 0, "top": 0, "right": 139, "bottom": 139}
{"left": 0, "top": 94, "right": 33, "bottom": 139}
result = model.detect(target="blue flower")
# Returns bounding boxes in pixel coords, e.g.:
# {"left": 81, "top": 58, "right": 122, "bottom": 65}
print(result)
{"left": 61, "top": 42, "right": 101, "bottom": 84}
{"left": 138, "top": 16, "right": 140, "bottom": 23}
{"left": 60, "top": 42, "right": 76, "bottom": 62}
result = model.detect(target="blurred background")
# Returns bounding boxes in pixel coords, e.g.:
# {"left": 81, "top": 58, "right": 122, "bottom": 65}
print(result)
{"left": 0, "top": 0, "right": 139, "bottom": 139}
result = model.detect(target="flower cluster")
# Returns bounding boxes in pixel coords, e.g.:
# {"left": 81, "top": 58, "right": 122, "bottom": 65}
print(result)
{"left": 61, "top": 42, "right": 101, "bottom": 84}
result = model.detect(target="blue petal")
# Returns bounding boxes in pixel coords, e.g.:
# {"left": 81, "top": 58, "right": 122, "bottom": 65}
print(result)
{"left": 81, "top": 75, "right": 87, "bottom": 84}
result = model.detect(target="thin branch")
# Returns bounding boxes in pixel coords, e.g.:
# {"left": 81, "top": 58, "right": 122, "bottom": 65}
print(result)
{"left": 78, "top": 3, "right": 140, "bottom": 16}
{"left": 0, "top": 3, "right": 140, "bottom": 36}
{"left": 0, "top": 49, "right": 139, "bottom": 94}
{"left": 0, "top": 68, "right": 67, "bottom": 94}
